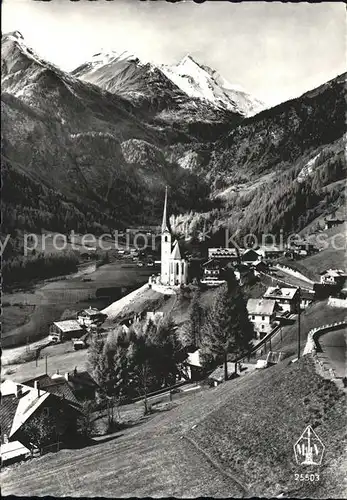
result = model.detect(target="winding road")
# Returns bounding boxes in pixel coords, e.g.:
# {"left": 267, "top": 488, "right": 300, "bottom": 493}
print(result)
{"left": 318, "top": 328, "right": 346, "bottom": 378}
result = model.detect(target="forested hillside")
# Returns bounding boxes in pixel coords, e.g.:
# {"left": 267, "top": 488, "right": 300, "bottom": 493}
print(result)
{"left": 1, "top": 31, "right": 346, "bottom": 266}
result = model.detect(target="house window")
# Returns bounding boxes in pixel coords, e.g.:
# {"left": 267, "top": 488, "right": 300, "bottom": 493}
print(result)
{"left": 261, "top": 325, "right": 265, "bottom": 329}
{"left": 252, "top": 315, "right": 255, "bottom": 320}
{"left": 176, "top": 262, "right": 179, "bottom": 275}
{"left": 164, "top": 236, "right": 168, "bottom": 243}
{"left": 262, "top": 316, "right": 265, "bottom": 321}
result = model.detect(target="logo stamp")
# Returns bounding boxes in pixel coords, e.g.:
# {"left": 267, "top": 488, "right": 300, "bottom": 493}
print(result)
{"left": 294, "top": 425, "right": 325, "bottom": 466}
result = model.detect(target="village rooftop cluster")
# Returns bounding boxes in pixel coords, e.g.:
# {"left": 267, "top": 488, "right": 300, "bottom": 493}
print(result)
{"left": 1, "top": 192, "right": 346, "bottom": 467}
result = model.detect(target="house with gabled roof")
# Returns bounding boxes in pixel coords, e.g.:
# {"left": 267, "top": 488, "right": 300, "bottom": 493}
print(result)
{"left": 247, "top": 298, "right": 279, "bottom": 338}
{"left": 319, "top": 269, "right": 347, "bottom": 288}
{"left": 207, "top": 247, "right": 240, "bottom": 264}
{"left": 258, "top": 245, "right": 284, "bottom": 260}
{"left": 263, "top": 286, "right": 299, "bottom": 313}
{"left": 77, "top": 307, "right": 107, "bottom": 328}
{"left": 0, "top": 380, "right": 82, "bottom": 452}
{"left": 24, "top": 369, "right": 99, "bottom": 403}
{"left": 49, "top": 320, "right": 84, "bottom": 342}
{"left": 200, "top": 258, "right": 226, "bottom": 287}
{"left": 241, "top": 248, "right": 263, "bottom": 264}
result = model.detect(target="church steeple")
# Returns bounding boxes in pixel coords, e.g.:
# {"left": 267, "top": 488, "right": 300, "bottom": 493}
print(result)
{"left": 161, "top": 186, "right": 169, "bottom": 233}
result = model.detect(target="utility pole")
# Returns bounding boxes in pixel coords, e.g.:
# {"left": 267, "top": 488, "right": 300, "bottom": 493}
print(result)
{"left": 45, "top": 355, "right": 48, "bottom": 374}
{"left": 297, "top": 287, "right": 301, "bottom": 360}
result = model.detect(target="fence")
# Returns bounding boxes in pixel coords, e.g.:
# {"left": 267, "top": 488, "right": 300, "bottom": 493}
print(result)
{"left": 237, "top": 324, "right": 282, "bottom": 364}
{"left": 275, "top": 263, "right": 314, "bottom": 285}
{"left": 303, "top": 320, "right": 347, "bottom": 356}
{"left": 259, "top": 271, "right": 312, "bottom": 293}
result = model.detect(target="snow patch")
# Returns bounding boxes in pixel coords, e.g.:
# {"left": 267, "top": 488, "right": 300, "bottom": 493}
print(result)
{"left": 177, "top": 151, "right": 199, "bottom": 170}
{"left": 160, "top": 54, "right": 265, "bottom": 117}
{"left": 297, "top": 153, "right": 321, "bottom": 182}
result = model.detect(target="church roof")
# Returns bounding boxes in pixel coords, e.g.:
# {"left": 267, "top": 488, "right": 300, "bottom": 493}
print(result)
{"left": 171, "top": 240, "right": 182, "bottom": 260}
{"left": 161, "top": 186, "right": 170, "bottom": 233}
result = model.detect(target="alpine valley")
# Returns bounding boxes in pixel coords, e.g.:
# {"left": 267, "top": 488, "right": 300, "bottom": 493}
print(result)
{"left": 2, "top": 31, "right": 346, "bottom": 249}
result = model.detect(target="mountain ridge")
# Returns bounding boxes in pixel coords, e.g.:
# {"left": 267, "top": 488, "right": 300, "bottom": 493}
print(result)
{"left": 1, "top": 31, "right": 345, "bottom": 252}
{"left": 72, "top": 48, "right": 265, "bottom": 118}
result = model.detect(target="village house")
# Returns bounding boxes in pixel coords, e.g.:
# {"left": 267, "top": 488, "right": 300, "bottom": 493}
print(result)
{"left": 300, "top": 290, "right": 315, "bottom": 309}
{"left": 64, "top": 369, "right": 99, "bottom": 401}
{"left": 247, "top": 298, "right": 279, "bottom": 338}
{"left": 49, "top": 320, "right": 84, "bottom": 342}
{"left": 324, "top": 217, "right": 344, "bottom": 230}
{"left": 287, "top": 240, "right": 319, "bottom": 258}
{"left": 146, "top": 311, "right": 164, "bottom": 323}
{"left": 241, "top": 248, "right": 263, "bottom": 264}
{"left": 292, "top": 240, "right": 318, "bottom": 255}
{"left": 319, "top": 269, "right": 347, "bottom": 289}
{"left": 25, "top": 368, "right": 99, "bottom": 402}
{"left": 207, "top": 247, "right": 240, "bottom": 264}
{"left": 263, "top": 286, "right": 299, "bottom": 313}
{"left": 258, "top": 245, "right": 284, "bottom": 260}
{"left": 23, "top": 373, "right": 81, "bottom": 406}
{"left": 200, "top": 259, "right": 226, "bottom": 287}
{"left": 186, "top": 350, "right": 204, "bottom": 381}
{"left": 251, "top": 260, "right": 268, "bottom": 276}
{"left": 234, "top": 264, "right": 255, "bottom": 286}
{"left": 207, "top": 362, "right": 237, "bottom": 387}
{"left": 0, "top": 380, "right": 83, "bottom": 456}
{"left": 77, "top": 307, "right": 107, "bottom": 328}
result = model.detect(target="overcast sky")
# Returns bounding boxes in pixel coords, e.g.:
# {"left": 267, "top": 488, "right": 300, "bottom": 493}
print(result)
{"left": 2, "top": 0, "right": 346, "bottom": 106}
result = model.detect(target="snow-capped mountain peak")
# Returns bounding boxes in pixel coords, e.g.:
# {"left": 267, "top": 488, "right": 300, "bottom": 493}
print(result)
{"left": 161, "top": 54, "right": 265, "bottom": 117}
{"left": 71, "top": 45, "right": 265, "bottom": 117}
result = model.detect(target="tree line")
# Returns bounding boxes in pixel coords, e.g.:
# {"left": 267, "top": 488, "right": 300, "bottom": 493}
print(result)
{"left": 89, "top": 270, "right": 254, "bottom": 414}
{"left": 2, "top": 251, "right": 79, "bottom": 289}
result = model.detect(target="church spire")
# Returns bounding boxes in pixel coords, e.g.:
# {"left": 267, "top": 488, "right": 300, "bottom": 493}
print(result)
{"left": 161, "top": 186, "right": 169, "bottom": 233}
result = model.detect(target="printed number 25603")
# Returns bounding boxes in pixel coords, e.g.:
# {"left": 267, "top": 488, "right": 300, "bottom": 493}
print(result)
{"left": 294, "top": 473, "right": 320, "bottom": 482}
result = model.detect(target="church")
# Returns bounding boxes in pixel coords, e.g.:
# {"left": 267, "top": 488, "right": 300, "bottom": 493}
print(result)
{"left": 160, "top": 187, "right": 188, "bottom": 286}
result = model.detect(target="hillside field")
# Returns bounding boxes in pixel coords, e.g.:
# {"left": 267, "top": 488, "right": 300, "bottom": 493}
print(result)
{"left": 1, "top": 356, "right": 345, "bottom": 498}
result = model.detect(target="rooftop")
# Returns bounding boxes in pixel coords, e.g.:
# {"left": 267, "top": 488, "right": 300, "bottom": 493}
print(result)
{"left": 171, "top": 240, "right": 182, "bottom": 260}
{"left": 264, "top": 286, "right": 298, "bottom": 300}
{"left": 259, "top": 245, "right": 283, "bottom": 252}
{"left": 208, "top": 247, "right": 238, "bottom": 257}
{"left": 320, "top": 269, "right": 347, "bottom": 277}
{"left": 0, "top": 380, "right": 50, "bottom": 438}
{"left": 78, "top": 307, "right": 102, "bottom": 317}
{"left": 187, "top": 350, "right": 202, "bottom": 368}
{"left": 24, "top": 374, "right": 80, "bottom": 406}
{"left": 202, "top": 258, "right": 221, "bottom": 268}
{"left": 247, "top": 298, "right": 277, "bottom": 316}
{"left": 53, "top": 320, "right": 83, "bottom": 332}
{"left": 1, "top": 441, "right": 30, "bottom": 462}
{"left": 208, "top": 362, "right": 236, "bottom": 382}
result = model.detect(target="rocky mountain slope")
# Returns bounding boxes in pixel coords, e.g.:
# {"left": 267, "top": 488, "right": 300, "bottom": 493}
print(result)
{"left": 2, "top": 31, "right": 346, "bottom": 245}
{"left": 73, "top": 50, "right": 264, "bottom": 118}
{"left": 160, "top": 54, "right": 265, "bottom": 116}
{"left": 1, "top": 32, "right": 221, "bottom": 237}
